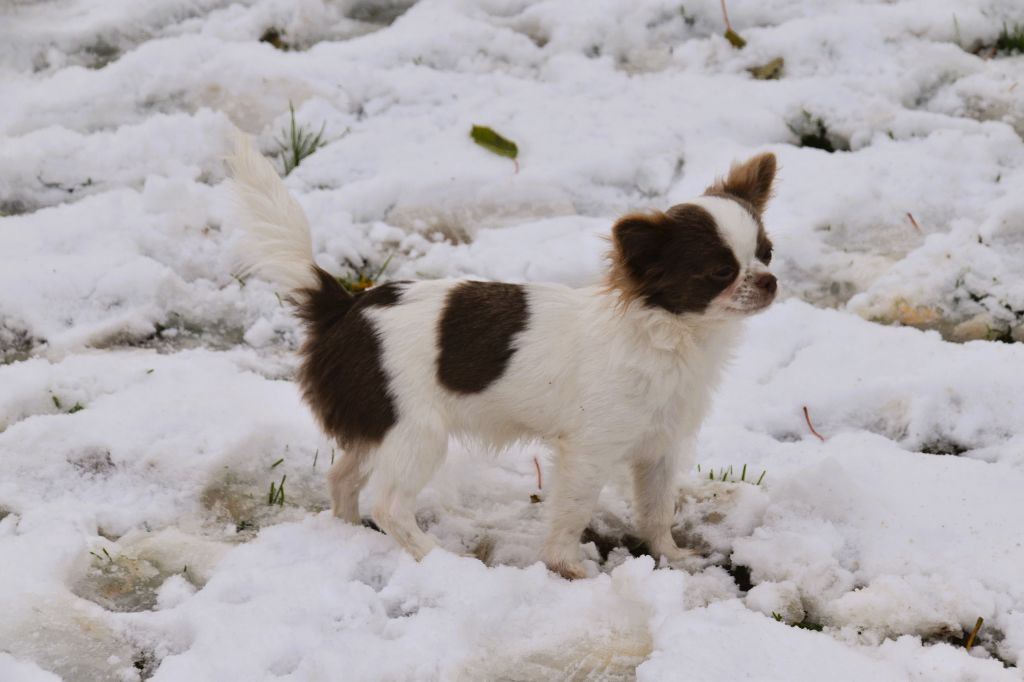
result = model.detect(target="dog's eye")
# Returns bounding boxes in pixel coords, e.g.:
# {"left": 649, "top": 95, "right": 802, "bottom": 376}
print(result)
{"left": 710, "top": 266, "right": 736, "bottom": 280}
{"left": 758, "top": 247, "right": 773, "bottom": 264}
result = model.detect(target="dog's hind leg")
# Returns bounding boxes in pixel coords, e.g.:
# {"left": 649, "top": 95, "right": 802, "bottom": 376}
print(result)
{"left": 327, "top": 446, "right": 369, "bottom": 524}
{"left": 370, "top": 422, "right": 447, "bottom": 560}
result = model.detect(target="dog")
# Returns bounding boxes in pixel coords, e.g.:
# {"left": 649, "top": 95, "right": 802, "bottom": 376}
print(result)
{"left": 227, "top": 135, "right": 777, "bottom": 579}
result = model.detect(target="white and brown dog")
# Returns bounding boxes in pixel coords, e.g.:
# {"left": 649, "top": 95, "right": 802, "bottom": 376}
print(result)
{"left": 228, "top": 136, "right": 777, "bottom": 579}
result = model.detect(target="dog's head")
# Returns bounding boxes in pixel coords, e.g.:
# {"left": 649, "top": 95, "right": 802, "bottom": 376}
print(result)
{"left": 607, "top": 152, "right": 777, "bottom": 318}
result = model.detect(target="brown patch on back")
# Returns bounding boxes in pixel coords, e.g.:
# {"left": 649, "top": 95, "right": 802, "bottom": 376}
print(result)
{"left": 295, "top": 267, "right": 405, "bottom": 447}
{"left": 605, "top": 206, "right": 739, "bottom": 314}
{"left": 437, "top": 281, "right": 529, "bottom": 394}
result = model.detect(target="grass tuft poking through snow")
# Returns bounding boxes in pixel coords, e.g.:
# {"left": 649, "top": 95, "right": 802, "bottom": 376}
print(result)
{"left": 259, "top": 27, "right": 289, "bottom": 51}
{"left": 996, "top": 23, "right": 1024, "bottom": 54}
{"left": 276, "top": 102, "right": 327, "bottom": 176}
{"left": 51, "top": 395, "right": 85, "bottom": 414}
{"left": 268, "top": 474, "right": 286, "bottom": 507}
{"left": 787, "top": 111, "right": 849, "bottom": 153}
{"left": 337, "top": 252, "right": 395, "bottom": 293}
{"left": 697, "top": 463, "right": 766, "bottom": 484}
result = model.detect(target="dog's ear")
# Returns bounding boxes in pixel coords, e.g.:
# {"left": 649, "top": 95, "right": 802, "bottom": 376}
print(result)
{"left": 708, "top": 152, "right": 776, "bottom": 214}
{"left": 612, "top": 213, "right": 670, "bottom": 280}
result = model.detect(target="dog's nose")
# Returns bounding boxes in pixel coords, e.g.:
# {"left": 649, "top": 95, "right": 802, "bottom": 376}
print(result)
{"left": 755, "top": 273, "right": 777, "bottom": 295}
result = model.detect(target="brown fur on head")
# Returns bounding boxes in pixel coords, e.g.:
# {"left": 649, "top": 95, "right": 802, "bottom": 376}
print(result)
{"left": 604, "top": 210, "right": 665, "bottom": 311}
{"left": 605, "top": 153, "right": 778, "bottom": 315}
{"left": 705, "top": 152, "right": 777, "bottom": 214}
{"left": 605, "top": 206, "right": 742, "bottom": 314}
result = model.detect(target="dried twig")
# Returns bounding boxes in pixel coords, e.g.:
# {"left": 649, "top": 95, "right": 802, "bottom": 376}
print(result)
{"left": 906, "top": 212, "right": 923, "bottom": 234}
{"left": 720, "top": 0, "right": 734, "bottom": 33}
{"left": 965, "top": 616, "right": 984, "bottom": 651}
{"left": 803, "top": 406, "right": 826, "bottom": 442}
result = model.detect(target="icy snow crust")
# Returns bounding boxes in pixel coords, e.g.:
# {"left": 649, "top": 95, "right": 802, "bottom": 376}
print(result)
{"left": 2, "top": 0, "right": 1024, "bottom": 680}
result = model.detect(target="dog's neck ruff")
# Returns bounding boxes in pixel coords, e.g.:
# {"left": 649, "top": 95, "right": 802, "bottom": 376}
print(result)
{"left": 595, "top": 288, "right": 742, "bottom": 355}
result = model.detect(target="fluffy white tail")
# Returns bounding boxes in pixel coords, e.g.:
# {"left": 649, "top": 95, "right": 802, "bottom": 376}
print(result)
{"left": 226, "top": 132, "right": 318, "bottom": 292}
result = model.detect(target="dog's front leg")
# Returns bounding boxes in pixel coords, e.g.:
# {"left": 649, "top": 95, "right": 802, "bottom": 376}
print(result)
{"left": 541, "top": 446, "right": 612, "bottom": 580}
{"left": 632, "top": 449, "right": 695, "bottom": 564}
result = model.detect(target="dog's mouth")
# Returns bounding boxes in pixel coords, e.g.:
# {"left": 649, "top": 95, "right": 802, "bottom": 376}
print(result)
{"left": 725, "top": 296, "right": 775, "bottom": 315}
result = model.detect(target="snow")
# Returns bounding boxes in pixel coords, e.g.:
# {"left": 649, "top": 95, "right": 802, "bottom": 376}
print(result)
{"left": 2, "top": 0, "right": 1024, "bottom": 679}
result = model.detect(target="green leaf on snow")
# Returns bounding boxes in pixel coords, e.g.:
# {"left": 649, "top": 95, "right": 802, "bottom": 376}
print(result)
{"left": 470, "top": 125, "right": 518, "bottom": 160}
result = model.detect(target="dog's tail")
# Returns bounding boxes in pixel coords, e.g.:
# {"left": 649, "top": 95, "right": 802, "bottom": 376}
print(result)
{"left": 226, "top": 132, "right": 341, "bottom": 299}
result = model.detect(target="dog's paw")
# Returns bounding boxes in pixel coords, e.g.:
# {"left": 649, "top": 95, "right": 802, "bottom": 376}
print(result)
{"left": 663, "top": 551, "right": 708, "bottom": 573}
{"left": 547, "top": 559, "right": 589, "bottom": 580}
{"left": 651, "top": 542, "right": 705, "bottom": 571}
{"left": 652, "top": 543, "right": 696, "bottom": 563}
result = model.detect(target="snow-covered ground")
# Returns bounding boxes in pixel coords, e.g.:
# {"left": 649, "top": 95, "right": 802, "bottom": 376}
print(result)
{"left": 2, "top": 1, "right": 1023, "bottom": 680}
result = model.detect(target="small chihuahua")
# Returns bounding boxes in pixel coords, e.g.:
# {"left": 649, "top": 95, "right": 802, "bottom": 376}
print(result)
{"left": 228, "top": 135, "right": 777, "bottom": 578}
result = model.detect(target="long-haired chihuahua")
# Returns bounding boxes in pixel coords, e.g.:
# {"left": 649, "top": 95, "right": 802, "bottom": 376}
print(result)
{"left": 228, "top": 136, "right": 777, "bottom": 578}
